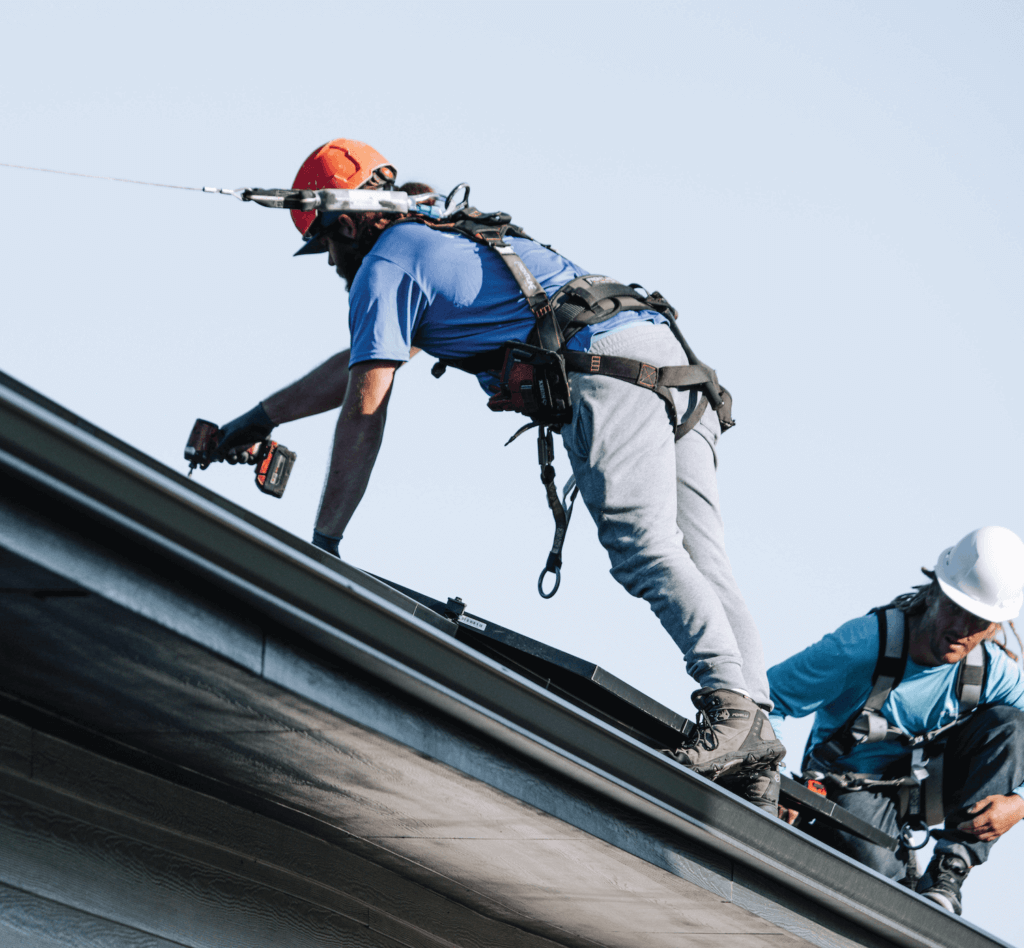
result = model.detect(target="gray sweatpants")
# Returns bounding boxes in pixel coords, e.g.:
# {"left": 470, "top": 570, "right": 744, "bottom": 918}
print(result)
{"left": 560, "top": 322, "right": 769, "bottom": 705}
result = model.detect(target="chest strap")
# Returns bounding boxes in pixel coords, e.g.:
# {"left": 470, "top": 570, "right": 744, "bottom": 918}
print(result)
{"left": 811, "top": 607, "right": 908, "bottom": 765}
{"left": 809, "top": 607, "right": 990, "bottom": 768}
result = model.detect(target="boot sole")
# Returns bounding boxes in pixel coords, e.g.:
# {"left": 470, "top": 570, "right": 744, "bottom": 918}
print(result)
{"left": 716, "top": 777, "right": 781, "bottom": 814}
{"left": 677, "top": 742, "right": 786, "bottom": 779}
{"left": 921, "top": 890, "right": 961, "bottom": 915}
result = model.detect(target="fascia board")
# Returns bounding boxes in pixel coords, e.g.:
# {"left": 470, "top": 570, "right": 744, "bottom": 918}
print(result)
{"left": 0, "top": 380, "right": 1006, "bottom": 948}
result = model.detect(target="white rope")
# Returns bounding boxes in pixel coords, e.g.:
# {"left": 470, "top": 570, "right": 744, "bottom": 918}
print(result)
{"left": 0, "top": 161, "right": 207, "bottom": 192}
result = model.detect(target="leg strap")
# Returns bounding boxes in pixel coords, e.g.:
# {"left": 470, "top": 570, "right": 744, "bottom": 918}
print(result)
{"left": 562, "top": 351, "right": 729, "bottom": 440}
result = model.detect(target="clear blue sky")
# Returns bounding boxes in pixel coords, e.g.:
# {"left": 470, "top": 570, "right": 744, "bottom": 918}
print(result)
{"left": 2, "top": 2, "right": 1022, "bottom": 941}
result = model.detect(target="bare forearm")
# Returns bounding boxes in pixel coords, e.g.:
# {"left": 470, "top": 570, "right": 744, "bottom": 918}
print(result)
{"left": 263, "top": 350, "right": 351, "bottom": 425}
{"left": 314, "top": 405, "right": 385, "bottom": 537}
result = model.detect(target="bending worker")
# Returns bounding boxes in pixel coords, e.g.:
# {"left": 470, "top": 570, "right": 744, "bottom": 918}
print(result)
{"left": 214, "top": 138, "right": 784, "bottom": 806}
{"left": 769, "top": 526, "right": 1024, "bottom": 915}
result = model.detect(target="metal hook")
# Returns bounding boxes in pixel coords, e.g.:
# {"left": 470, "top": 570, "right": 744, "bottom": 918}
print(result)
{"left": 203, "top": 186, "right": 249, "bottom": 200}
{"left": 444, "top": 182, "right": 470, "bottom": 216}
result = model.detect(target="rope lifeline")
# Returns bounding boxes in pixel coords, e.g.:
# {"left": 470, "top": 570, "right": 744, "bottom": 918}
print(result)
{"left": 0, "top": 161, "right": 206, "bottom": 192}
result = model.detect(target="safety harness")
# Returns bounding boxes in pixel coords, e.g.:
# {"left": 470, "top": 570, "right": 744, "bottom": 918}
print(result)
{"left": 383, "top": 199, "right": 735, "bottom": 597}
{"left": 804, "top": 606, "right": 989, "bottom": 847}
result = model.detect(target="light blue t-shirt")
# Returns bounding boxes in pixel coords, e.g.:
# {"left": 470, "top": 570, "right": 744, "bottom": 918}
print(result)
{"left": 768, "top": 612, "right": 1024, "bottom": 796}
{"left": 347, "top": 221, "right": 663, "bottom": 389}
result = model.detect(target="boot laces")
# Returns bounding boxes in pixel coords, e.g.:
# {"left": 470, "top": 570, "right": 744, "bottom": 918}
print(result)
{"left": 682, "top": 707, "right": 721, "bottom": 752}
{"left": 934, "top": 854, "right": 968, "bottom": 880}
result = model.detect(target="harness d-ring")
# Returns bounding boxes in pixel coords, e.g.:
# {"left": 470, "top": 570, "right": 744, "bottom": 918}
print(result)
{"left": 900, "top": 820, "right": 932, "bottom": 850}
{"left": 444, "top": 182, "right": 470, "bottom": 216}
{"left": 538, "top": 564, "right": 561, "bottom": 599}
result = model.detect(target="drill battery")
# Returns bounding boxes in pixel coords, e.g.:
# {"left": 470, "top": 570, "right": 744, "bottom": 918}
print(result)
{"left": 253, "top": 439, "right": 296, "bottom": 498}
{"left": 184, "top": 418, "right": 296, "bottom": 498}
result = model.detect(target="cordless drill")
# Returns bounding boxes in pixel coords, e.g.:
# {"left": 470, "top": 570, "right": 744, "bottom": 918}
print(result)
{"left": 184, "top": 419, "right": 296, "bottom": 498}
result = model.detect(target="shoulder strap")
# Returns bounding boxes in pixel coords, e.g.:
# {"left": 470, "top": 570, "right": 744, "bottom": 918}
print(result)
{"left": 864, "top": 607, "right": 908, "bottom": 713}
{"left": 808, "top": 607, "right": 910, "bottom": 767}
{"left": 405, "top": 213, "right": 737, "bottom": 438}
{"left": 401, "top": 209, "right": 566, "bottom": 353}
{"left": 549, "top": 277, "right": 652, "bottom": 343}
{"left": 956, "top": 642, "right": 988, "bottom": 712}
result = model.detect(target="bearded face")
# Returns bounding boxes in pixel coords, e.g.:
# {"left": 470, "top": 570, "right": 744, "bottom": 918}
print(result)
{"left": 323, "top": 214, "right": 391, "bottom": 290}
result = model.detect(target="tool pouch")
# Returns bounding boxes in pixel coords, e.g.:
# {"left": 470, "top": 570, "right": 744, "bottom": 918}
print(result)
{"left": 486, "top": 342, "right": 573, "bottom": 428}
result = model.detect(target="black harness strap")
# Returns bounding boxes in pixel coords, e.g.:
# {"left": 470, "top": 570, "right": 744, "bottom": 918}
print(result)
{"left": 431, "top": 349, "right": 504, "bottom": 378}
{"left": 536, "top": 426, "right": 578, "bottom": 598}
{"left": 957, "top": 640, "right": 987, "bottom": 710}
{"left": 391, "top": 211, "right": 566, "bottom": 355}
{"left": 400, "top": 213, "right": 734, "bottom": 436}
{"left": 902, "top": 646, "right": 988, "bottom": 834}
{"left": 807, "top": 606, "right": 992, "bottom": 844}
{"left": 384, "top": 206, "right": 734, "bottom": 593}
{"left": 811, "top": 607, "right": 909, "bottom": 765}
{"left": 562, "top": 353, "right": 720, "bottom": 438}
{"left": 863, "top": 608, "right": 909, "bottom": 715}
{"left": 550, "top": 278, "right": 651, "bottom": 344}
{"left": 465, "top": 224, "right": 566, "bottom": 354}
{"left": 551, "top": 276, "right": 734, "bottom": 436}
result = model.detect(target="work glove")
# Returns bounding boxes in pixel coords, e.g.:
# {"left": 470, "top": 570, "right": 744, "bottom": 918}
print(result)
{"left": 312, "top": 529, "right": 342, "bottom": 557}
{"left": 215, "top": 402, "right": 275, "bottom": 460}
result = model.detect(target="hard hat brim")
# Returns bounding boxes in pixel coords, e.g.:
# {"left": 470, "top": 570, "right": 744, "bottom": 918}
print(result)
{"left": 936, "top": 568, "right": 1022, "bottom": 622}
{"left": 294, "top": 233, "right": 328, "bottom": 256}
{"left": 294, "top": 210, "right": 345, "bottom": 256}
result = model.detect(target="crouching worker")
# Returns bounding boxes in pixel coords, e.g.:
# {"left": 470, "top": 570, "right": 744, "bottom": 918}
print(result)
{"left": 769, "top": 527, "right": 1024, "bottom": 915}
{"left": 212, "top": 138, "right": 784, "bottom": 807}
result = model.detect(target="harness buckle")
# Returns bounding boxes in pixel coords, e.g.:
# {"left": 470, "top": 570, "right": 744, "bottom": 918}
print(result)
{"left": 850, "top": 709, "right": 890, "bottom": 744}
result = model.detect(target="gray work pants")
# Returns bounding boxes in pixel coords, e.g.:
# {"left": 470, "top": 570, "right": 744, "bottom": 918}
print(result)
{"left": 815, "top": 705, "right": 1024, "bottom": 877}
{"left": 560, "top": 322, "right": 769, "bottom": 705}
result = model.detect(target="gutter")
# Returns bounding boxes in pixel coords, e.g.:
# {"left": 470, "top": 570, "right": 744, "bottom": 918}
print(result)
{"left": 0, "top": 371, "right": 1008, "bottom": 948}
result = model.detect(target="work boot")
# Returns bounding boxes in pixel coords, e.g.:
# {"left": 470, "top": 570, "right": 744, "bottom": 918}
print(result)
{"left": 917, "top": 853, "right": 970, "bottom": 915}
{"left": 718, "top": 765, "right": 781, "bottom": 815}
{"left": 666, "top": 689, "right": 786, "bottom": 779}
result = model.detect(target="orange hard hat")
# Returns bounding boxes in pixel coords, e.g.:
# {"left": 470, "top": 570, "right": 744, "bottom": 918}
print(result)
{"left": 290, "top": 138, "right": 396, "bottom": 237}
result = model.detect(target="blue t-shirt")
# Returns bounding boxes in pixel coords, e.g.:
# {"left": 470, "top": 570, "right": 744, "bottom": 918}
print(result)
{"left": 347, "top": 221, "right": 663, "bottom": 386}
{"left": 768, "top": 613, "right": 1024, "bottom": 796}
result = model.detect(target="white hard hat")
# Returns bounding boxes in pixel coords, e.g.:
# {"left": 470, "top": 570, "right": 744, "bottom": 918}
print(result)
{"left": 935, "top": 526, "right": 1024, "bottom": 623}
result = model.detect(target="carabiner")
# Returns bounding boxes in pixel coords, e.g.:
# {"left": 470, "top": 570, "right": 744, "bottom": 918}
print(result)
{"left": 444, "top": 182, "right": 470, "bottom": 216}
